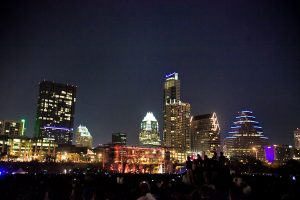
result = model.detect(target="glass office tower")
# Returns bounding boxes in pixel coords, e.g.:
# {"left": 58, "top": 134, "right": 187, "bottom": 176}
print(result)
{"left": 34, "top": 81, "right": 76, "bottom": 145}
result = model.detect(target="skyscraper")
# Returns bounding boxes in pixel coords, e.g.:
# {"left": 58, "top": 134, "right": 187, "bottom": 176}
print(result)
{"left": 224, "top": 110, "right": 269, "bottom": 160}
{"left": 163, "top": 72, "right": 180, "bottom": 103}
{"left": 34, "top": 81, "right": 76, "bottom": 145}
{"left": 163, "top": 72, "right": 191, "bottom": 151}
{"left": 75, "top": 125, "right": 93, "bottom": 148}
{"left": 139, "top": 112, "right": 161, "bottom": 146}
{"left": 163, "top": 100, "right": 191, "bottom": 150}
{"left": 191, "top": 113, "right": 220, "bottom": 155}
{"left": 294, "top": 128, "right": 300, "bottom": 149}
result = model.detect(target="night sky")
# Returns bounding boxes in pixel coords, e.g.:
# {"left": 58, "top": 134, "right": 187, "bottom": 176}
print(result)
{"left": 0, "top": 0, "right": 299, "bottom": 146}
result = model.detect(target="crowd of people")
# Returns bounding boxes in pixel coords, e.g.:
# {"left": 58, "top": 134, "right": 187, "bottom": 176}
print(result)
{"left": 0, "top": 171, "right": 299, "bottom": 200}
{"left": 0, "top": 153, "right": 299, "bottom": 200}
{"left": 184, "top": 152, "right": 229, "bottom": 186}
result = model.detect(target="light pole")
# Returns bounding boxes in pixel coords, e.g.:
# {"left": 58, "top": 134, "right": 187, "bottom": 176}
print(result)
{"left": 252, "top": 147, "right": 258, "bottom": 160}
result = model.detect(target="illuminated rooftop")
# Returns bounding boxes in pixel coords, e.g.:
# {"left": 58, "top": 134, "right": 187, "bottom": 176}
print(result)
{"left": 142, "top": 112, "right": 158, "bottom": 122}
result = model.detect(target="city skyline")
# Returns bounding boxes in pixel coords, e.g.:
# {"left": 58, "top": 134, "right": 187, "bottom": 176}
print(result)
{"left": 0, "top": 1, "right": 299, "bottom": 146}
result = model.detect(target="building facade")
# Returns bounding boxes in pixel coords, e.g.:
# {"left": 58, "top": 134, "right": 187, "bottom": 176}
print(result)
{"left": 163, "top": 72, "right": 191, "bottom": 152}
{"left": 0, "top": 120, "right": 25, "bottom": 136}
{"left": 191, "top": 113, "right": 220, "bottom": 155}
{"left": 75, "top": 125, "right": 93, "bottom": 148}
{"left": 163, "top": 100, "right": 191, "bottom": 151}
{"left": 139, "top": 112, "right": 161, "bottom": 146}
{"left": 294, "top": 128, "right": 300, "bottom": 149}
{"left": 112, "top": 132, "right": 127, "bottom": 145}
{"left": 163, "top": 72, "right": 180, "bottom": 104}
{"left": 0, "top": 135, "right": 57, "bottom": 162}
{"left": 224, "top": 110, "right": 269, "bottom": 160}
{"left": 265, "top": 144, "right": 293, "bottom": 163}
{"left": 34, "top": 81, "right": 76, "bottom": 145}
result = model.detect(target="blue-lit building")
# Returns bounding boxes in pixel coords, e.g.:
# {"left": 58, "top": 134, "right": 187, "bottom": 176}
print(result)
{"left": 265, "top": 144, "right": 293, "bottom": 164}
{"left": 224, "top": 110, "right": 269, "bottom": 160}
{"left": 34, "top": 81, "right": 76, "bottom": 145}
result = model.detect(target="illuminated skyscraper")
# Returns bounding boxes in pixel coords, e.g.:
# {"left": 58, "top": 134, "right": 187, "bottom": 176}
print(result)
{"left": 34, "top": 81, "right": 76, "bottom": 145}
{"left": 0, "top": 119, "right": 26, "bottom": 136}
{"left": 163, "top": 73, "right": 191, "bottom": 151}
{"left": 224, "top": 110, "right": 269, "bottom": 160}
{"left": 139, "top": 112, "right": 161, "bottom": 146}
{"left": 163, "top": 100, "right": 191, "bottom": 151}
{"left": 75, "top": 125, "right": 93, "bottom": 148}
{"left": 294, "top": 128, "right": 300, "bottom": 149}
{"left": 191, "top": 113, "right": 220, "bottom": 154}
{"left": 163, "top": 72, "right": 180, "bottom": 104}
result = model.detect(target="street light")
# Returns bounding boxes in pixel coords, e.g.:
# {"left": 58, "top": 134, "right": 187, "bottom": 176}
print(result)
{"left": 252, "top": 147, "right": 258, "bottom": 159}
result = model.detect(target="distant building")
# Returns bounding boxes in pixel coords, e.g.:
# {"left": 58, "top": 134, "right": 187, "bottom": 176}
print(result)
{"left": 0, "top": 120, "right": 25, "bottom": 136}
{"left": 191, "top": 113, "right": 220, "bottom": 155}
{"left": 163, "top": 100, "right": 191, "bottom": 151}
{"left": 294, "top": 128, "right": 300, "bottom": 149}
{"left": 95, "top": 144, "right": 165, "bottom": 173}
{"left": 163, "top": 72, "right": 180, "bottom": 104}
{"left": 265, "top": 144, "right": 293, "bottom": 163}
{"left": 0, "top": 135, "right": 57, "bottom": 162}
{"left": 75, "top": 125, "right": 93, "bottom": 148}
{"left": 294, "top": 148, "right": 300, "bottom": 159}
{"left": 139, "top": 112, "right": 161, "bottom": 146}
{"left": 163, "top": 73, "right": 191, "bottom": 152}
{"left": 224, "top": 110, "right": 269, "bottom": 160}
{"left": 112, "top": 132, "right": 127, "bottom": 145}
{"left": 34, "top": 81, "right": 76, "bottom": 145}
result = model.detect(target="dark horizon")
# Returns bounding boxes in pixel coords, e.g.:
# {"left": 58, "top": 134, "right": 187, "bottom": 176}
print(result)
{"left": 0, "top": 0, "right": 299, "bottom": 146}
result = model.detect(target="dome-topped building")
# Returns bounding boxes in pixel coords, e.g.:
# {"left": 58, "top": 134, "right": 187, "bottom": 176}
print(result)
{"left": 224, "top": 110, "right": 269, "bottom": 160}
{"left": 139, "top": 112, "right": 161, "bottom": 146}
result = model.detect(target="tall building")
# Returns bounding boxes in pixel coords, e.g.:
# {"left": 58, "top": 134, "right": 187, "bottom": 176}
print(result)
{"left": 224, "top": 110, "right": 269, "bottom": 160}
{"left": 0, "top": 119, "right": 25, "bottom": 136}
{"left": 34, "top": 81, "right": 76, "bottom": 145}
{"left": 294, "top": 128, "right": 300, "bottom": 149}
{"left": 75, "top": 125, "right": 93, "bottom": 148}
{"left": 163, "top": 100, "right": 191, "bottom": 151}
{"left": 163, "top": 72, "right": 191, "bottom": 151}
{"left": 191, "top": 113, "right": 220, "bottom": 155}
{"left": 139, "top": 112, "right": 161, "bottom": 146}
{"left": 112, "top": 132, "right": 127, "bottom": 145}
{"left": 163, "top": 72, "right": 180, "bottom": 103}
